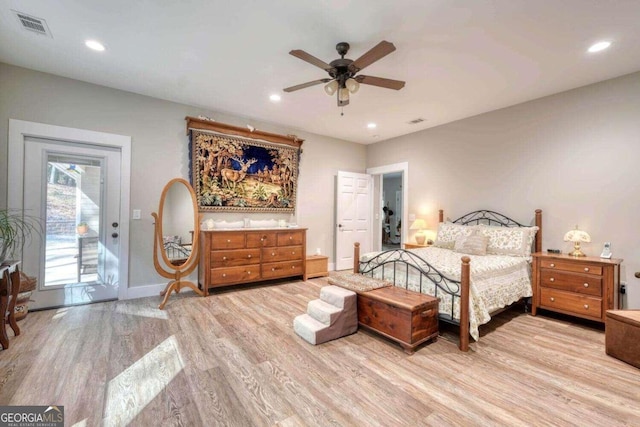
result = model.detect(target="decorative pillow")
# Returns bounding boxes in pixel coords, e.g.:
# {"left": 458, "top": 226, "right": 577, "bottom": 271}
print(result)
{"left": 453, "top": 231, "right": 489, "bottom": 255}
{"left": 476, "top": 225, "right": 539, "bottom": 257}
{"left": 212, "top": 220, "right": 245, "bottom": 229}
{"left": 433, "top": 222, "right": 474, "bottom": 249}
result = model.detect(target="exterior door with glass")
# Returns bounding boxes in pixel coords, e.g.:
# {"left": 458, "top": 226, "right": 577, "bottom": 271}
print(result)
{"left": 22, "top": 137, "right": 121, "bottom": 309}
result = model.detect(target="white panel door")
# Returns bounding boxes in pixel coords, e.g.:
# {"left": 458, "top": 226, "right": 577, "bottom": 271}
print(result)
{"left": 335, "top": 171, "right": 372, "bottom": 270}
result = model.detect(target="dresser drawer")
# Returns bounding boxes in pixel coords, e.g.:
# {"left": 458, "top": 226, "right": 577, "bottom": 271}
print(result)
{"left": 246, "top": 232, "right": 277, "bottom": 248}
{"left": 262, "top": 260, "right": 304, "bottom": 279}
{"left": 210, "top": 249, "right": 260, "bottom": 267}
{"left": 277, "top": 231, "right": 304, "bottom": 246}
{"left": 540, "top": 259, "right": 602, "bottom": 276}
{"left": 210, "top": 232, "right": 246, "bottom": 250}
{"left": 262, "top": 245, "right": 303, "bottom": 262}
{"left": 540, "top": 288, "right": 602, "bottom": 320}
{"left": 540, "top": 269, "right": 602, "bottom": 296}
{"left": 210, "top": 266, "right": 260, "bottom": 285}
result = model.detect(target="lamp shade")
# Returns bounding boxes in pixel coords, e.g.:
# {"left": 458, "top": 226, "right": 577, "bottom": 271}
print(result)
{"left": 563, "top": 227, "right": 591, "bottom": 243}
{"left": 409, "top": 219, "right": 426, "bottom": 231}
{"left": 324, "top": 80, "right": 339, "bottom": 96}
{"left": 345, "top": 78, "right": 360, "bottom": 93}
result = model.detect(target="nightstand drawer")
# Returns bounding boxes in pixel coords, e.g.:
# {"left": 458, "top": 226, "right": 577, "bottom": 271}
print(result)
{"left": 540, "top": 259, "right": 602, "bottom": 276}
{"left": 540, "top": 270, "right": 602, "bottom": 296}
{"left": 540, "top": 288, "right": 602, "bottom": 320}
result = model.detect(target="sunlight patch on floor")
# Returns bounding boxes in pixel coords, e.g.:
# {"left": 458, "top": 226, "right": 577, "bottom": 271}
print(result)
{"left": 102, "top": 335, "right": 184, "bottom": 426}
{"left": 113, "top": 303, "right": 169, "bottom": 320}
{"left": 52, "top": 307, "right": 71, "bottom": 320}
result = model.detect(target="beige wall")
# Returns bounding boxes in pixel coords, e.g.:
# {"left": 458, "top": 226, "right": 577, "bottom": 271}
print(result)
{"left": 0, "top": 63, "right": 366, "bottom": 289}
{"left": 367, "top": 71, "right": 640, "bottom": 308}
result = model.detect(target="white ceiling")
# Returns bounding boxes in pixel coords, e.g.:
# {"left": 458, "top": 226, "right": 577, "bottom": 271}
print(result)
{"left": 1, "top": 1, "right": 639, "bottom": 144}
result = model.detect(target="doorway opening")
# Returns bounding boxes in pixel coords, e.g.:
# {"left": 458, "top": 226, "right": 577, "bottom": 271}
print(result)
{"left": 381, "top": 172, "right": 402, "bottom": 251}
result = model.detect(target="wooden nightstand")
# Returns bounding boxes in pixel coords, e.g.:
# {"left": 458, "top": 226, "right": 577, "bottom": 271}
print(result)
{"left": 403, "top": 243, "right": 431, "bottom": 249}
{"left": 305, "top": 255, "right": 328, "bottom": 279}
{"left": 531, "top": 252, "right": 623, "bottom": 323}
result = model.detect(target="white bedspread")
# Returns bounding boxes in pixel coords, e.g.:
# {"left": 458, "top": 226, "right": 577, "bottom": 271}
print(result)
{"left": 360, "top": 246, "right": 532, "bottom": 341}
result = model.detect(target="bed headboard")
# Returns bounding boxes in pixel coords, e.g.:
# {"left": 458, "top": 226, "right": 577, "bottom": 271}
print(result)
{"left": 438, "top": 209, "right": 542, "bottom": 254}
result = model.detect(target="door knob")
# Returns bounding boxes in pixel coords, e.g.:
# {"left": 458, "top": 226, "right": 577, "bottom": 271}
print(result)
{"left": 112, "top": 232, "right": 119, "bottom": 238}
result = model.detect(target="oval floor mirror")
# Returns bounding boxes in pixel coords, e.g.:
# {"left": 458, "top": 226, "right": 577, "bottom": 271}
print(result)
{"left": 152, "top": 178, "right": 204, "bottom": 309}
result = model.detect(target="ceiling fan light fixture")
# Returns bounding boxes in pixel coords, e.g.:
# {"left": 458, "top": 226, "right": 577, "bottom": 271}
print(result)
{"left": 324, "top": 80, "right": 339, "bottom": 96}
{"left": 345, "top": 78, "right": 360, "bottom": 94}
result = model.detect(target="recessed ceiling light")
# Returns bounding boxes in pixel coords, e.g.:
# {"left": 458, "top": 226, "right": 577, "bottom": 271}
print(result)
{"left": 588, "top": 41, "right": 611, "bottom": 53}
{"left": 85, "top": 40, "right": 105, "bottom": 51}
{"left": 367, "top": 123, "right": 377, "bottom": 129}
{"left": 269, "top": 94, "right": 281, "bottom": 102}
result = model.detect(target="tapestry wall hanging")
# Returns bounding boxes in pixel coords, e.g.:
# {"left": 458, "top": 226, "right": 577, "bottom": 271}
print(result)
{"left": 189, "top": 127, "right": 301, "bottom": 212}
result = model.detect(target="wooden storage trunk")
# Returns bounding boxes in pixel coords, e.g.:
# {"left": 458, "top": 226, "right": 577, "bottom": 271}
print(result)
{"left": 358, "top": 286, "right": 438, "bottom": 354}
{"left": 606, "top": 310, "right": 640, "bottom": 369}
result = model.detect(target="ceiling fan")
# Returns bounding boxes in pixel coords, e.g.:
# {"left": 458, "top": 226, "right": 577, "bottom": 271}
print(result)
{"left": 284, "top": 41, "right": 406, "bottom": 108}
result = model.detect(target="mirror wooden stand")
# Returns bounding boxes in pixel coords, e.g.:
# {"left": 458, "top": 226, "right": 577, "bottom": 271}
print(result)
{"left": 152, "top": 178, "right": 204, "bottom": 309}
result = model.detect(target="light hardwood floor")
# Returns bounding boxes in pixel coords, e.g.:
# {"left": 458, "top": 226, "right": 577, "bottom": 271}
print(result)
{"left": 1, "top": 277, "right": 639, "bottom": 426}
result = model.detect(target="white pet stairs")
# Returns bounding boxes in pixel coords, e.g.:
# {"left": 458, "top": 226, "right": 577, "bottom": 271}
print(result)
{"left": 294, "top": 285, "right": 358, "bottom": 345}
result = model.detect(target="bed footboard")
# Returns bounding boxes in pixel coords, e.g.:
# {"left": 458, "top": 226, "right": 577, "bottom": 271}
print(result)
{"left": 353, "top": 242, "right": 471, "bottom": 352}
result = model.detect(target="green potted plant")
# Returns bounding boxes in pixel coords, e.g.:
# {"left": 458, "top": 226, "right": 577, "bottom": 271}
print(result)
{"left": 0, "top": 209, "right": 41, "bottom": 264}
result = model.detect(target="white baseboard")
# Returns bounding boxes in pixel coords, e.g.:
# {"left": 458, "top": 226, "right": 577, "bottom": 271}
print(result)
{"left": 124, "top": 283, "right": 167, "bottom": 300}
{"left": 329, "top": 262, "right": 336, "bottom": 272}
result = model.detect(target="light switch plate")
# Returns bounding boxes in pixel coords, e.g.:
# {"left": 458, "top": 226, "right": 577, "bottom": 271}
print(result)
{"left": 132, "top": 209, "right": 141, "bottom": 220}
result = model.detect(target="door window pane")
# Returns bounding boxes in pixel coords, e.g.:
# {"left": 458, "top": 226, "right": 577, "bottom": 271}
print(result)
{"left": 44, "top": 155, "right": 102, "bottom": 286}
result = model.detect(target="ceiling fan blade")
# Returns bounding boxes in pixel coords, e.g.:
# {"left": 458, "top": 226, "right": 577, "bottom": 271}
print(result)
{"left": 355, "top": 75, "right": 406, "bottom": 90}
{"left": 349, "top": 41, "right": 396, "bottom": 73}
{"left": 289, "top": 50, "right": 335, "bottom": 72}
{"left": 283, "top": 79, "right": 332, "bottom": 93}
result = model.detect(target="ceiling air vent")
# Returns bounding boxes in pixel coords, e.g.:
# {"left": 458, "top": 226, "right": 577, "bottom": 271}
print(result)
{"left": 407, "top": 118, "right": 425, "bottom": 125}
{"left": 12, "top": 10, "right": 52, "bottom": 37}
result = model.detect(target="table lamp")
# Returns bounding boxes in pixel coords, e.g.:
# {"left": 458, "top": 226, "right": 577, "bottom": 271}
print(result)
{"left": 410, "top": 219, "right": 427, "bottom": 245}
{"left": 564, "top": 226, "right": 591, "bottom": 257}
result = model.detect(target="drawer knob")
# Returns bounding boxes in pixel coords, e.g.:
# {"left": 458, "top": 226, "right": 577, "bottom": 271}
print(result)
{"left": 550, "top": 297, "right": 555, "bottom": 302}
{"left": 272, "top": 252, "right": 275, "bottom": 256}
{"left": 549, "top": 277, "right": 555, "bottom": 282}
{"left": 222, "top": 256, "right": 227, "bottom": 260}
{"left": 550, "top": 263, "right": 555, "bottom": 267}
{"left": 271, "top": 268, "right": 275, "bottom": 271}
{"left": 291, "top": 251, "right": 295, "bottom": 255}
{"left": 583, "top": 283, "right": 589, "bottom": 288}
{"left": 247, "top": 254, "right": 252, "bottom": 258}
{"left": 247, "top": 271, "right": 251, "bottom": 275}
{"left": 292, "top": 266, "right": 296, "bottom": 269}
{"left": 227, "top": 239, "right": 231, "bottom": 243}
{"left": 222, "top": 273, "right": 226, "bottom": 277}
{"left": 289, "top": 236, "right": 293, "bottom": 240}
{"left": 584, "top": 304, "right": 589, "bottom": 309}
{"left": 584, "top": 267, "right": 589, "bottom": 272}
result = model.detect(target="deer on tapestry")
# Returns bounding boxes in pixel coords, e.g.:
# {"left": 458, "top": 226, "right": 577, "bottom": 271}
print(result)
{"left": 221, "top": 156, "right": 257, "bottom": 190}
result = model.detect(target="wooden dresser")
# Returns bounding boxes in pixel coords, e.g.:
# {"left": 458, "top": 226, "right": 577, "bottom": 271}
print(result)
{"left": 532, "top": 252, "right": 622, "bottom": 323}
{"left": 199, "top": 228, "right": 307, "bottom": 294}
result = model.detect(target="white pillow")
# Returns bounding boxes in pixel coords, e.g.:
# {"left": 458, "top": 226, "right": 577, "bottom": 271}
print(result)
{"left": 454, "top": 231, "right": 489, "bottom": 255}
{"left": 476, "top": 225, "right": 539, "bottom": 257}
{"left": 433, "top": 222, "right": 474, "bottom": 249}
